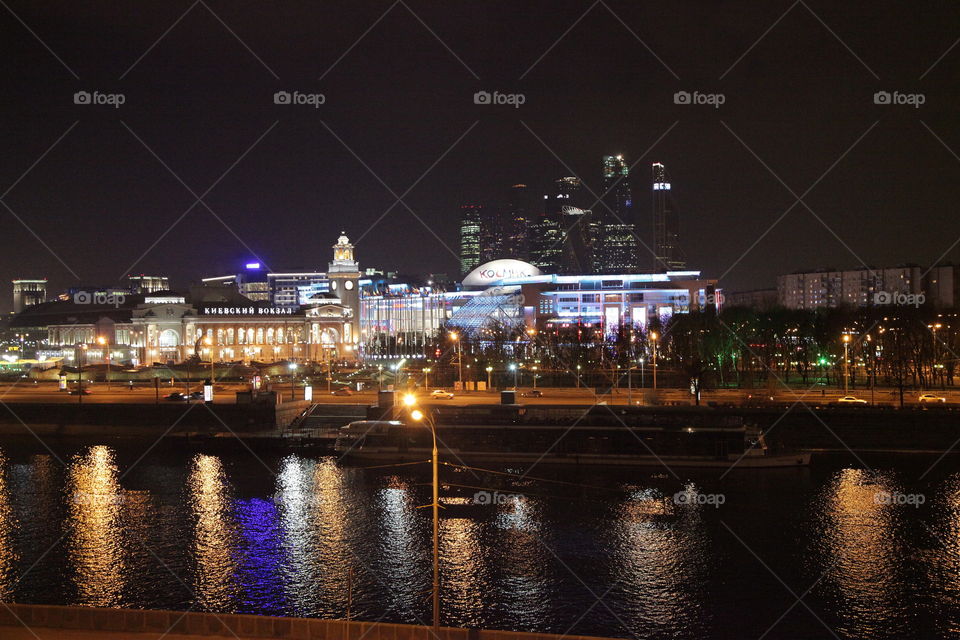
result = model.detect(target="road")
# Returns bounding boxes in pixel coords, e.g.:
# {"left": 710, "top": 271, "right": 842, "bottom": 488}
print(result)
{"left": 0, "top": 382, "right": 954, "bottom": 407}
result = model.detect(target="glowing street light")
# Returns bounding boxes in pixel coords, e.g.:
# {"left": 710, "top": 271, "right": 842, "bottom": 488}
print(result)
{"left": 842, "top": 333, "right": 852, "bottom": 394}
{"left": 97, "top": 336, "right": 110, "bottom": 390}
{"left": 407, "top": 401, "right": 439, "bottom": 630}
{"left": 449, "top": 331, "right": 463, "bottom": 392}
{"left": 649, "top": 331, "right": 658, "bottom": 391}
{"left": 485, "top": 366, "right": 493, "bottom": 390}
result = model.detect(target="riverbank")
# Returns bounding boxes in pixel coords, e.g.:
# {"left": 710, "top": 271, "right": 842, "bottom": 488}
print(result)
{"left": 0, "top": 604, "right": 611, "bottom": 640}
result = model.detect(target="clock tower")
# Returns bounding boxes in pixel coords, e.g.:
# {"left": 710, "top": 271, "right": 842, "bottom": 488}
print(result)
{"left": 328, "top": 232, "right": 361, "bottom": 346}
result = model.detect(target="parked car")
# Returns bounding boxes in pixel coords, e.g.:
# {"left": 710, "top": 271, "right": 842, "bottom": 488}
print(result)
{"left": 430, "top": 389, "right": 454, "bottom": 399}
{"left": 837, "top": 396, "right": 868, "bottom": 404}
{"left": 522, "top": 389, "right": 544, "bottom": 398}
{"left": 919, "top": 393, "right": 947, "bottom": 403}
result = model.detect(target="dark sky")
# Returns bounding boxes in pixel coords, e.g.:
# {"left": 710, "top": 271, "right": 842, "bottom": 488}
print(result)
{"left": 2, "top": 0, "right": 960, "bottom": 311}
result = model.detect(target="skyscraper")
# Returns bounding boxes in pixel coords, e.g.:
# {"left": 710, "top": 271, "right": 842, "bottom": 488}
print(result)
{"left": 598, "top": 154, "right": 639, "bottom": 273}
{"left": 459, "top": 204, "right": 482, "bottom": 275}
{"left": 652, "top": 162, "right": 685, "bottom": 271}
{"left": 503, "top": 183, "right": 533, "bottom": 261}
{"left": 532, "top": 177, "right": 585, "bottom": 274}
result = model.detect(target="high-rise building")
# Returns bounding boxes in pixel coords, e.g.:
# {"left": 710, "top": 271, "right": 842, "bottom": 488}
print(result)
{"left": 478, "top": 205, "right": 503, "bottom": 263}
{"left": 531, "top": 177, "right": 585, "bottom": 274}
{"left": 459, "top": 204, "right": 482, "bottom": 275}
{"left": 652, "top": 162, "right": 685, "bottom": 271}
{"left": 503, "top": 184, "right": 533, "bottom": 261}
{"left": 128, "top": 275, "right": 169, "bottom": 294}
{"left": 598, "top": 155, "right": 639, "bottom": 273}
{"left": 12, "top": 279, "right": 46, "bottom": 313}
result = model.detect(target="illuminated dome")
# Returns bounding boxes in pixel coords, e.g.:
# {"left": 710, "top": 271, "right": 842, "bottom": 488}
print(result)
{"left": 462, "top": 259, "right": 541, "bottom": 288}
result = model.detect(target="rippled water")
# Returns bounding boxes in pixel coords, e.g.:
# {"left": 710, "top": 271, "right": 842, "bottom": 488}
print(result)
{"left": 0, "top": 441, "right": 959, "bottom": 639}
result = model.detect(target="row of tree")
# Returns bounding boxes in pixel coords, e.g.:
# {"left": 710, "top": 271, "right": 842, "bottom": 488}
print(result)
{"left": 428, "top": 305, "right": 958, "bottom": 392}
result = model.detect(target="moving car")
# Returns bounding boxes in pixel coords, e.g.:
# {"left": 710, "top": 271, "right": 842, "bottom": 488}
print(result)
{"left": 331, "top": 387, "right": 353, "bottom": 396}
{"left": 430, "top": 389, "right": 454, "bottom": 399}
{"left": 919, "top": 393, "right": 947, "bottom": 403}
{"left": 522, "top": 389, "right": 543, "bottom": 398}
{"left": 837, "top": 396, "right": 868, "bottom": 404}
{"left": 164, "top": 392, "right": 187, "bottom": 401}
{"left": 68, "top": 389, "right": 90, "bottom": 396}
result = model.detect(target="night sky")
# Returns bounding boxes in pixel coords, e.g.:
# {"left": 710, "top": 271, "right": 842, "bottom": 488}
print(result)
{"left": 2, "top": 1, "right": 960, "bottom": 311}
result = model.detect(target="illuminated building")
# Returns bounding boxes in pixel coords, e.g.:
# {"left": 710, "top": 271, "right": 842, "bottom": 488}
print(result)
{"left": 127, "top": 275, "right": 169, "bottom": 294}
{"left": 777, "top": 264, "right": 958, "bottom": 309}
{"left": 598, "top": 155, "right": 639, "bottom": 273}
{"left": 357, "top": 258, "right": 719, "bottom": 356}
{"left": 12, "top": 279, "right": 46, "bottom": 313}
{"left": 459, "top": 204, "right": 482, "bottom": 275}
{"left": 652, "top": 162, "right": 685, "bottom": 271}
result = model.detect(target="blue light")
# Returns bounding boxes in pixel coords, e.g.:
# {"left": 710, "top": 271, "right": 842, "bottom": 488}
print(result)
{"left": 245, "top": 262, "right": 261, "bottom": 270}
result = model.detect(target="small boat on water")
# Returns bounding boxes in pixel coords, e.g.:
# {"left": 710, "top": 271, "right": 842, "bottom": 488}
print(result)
{"left": 334, "top": 419, "right": 811, "bottom": 469}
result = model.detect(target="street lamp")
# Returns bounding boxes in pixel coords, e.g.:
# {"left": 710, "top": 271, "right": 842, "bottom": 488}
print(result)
{"left": 449, "top": 331, "right": 462, "bottom": 392}
{"left": 531, "top": 365, "right": 538, "bottom": 389}
{"left": 509, "top": 363, "right": 518, "bottom": 389}
{"left": 288, "top": 362, "right": 297, "bottom": 400}
{"left": 485, "top": 366, "right": 493, "bottom": 391}
{"left": 649, "top": 331, "right": 658, "bottom": 391}
{"left": 423, "top": 367, "right": 432, "bottom": 390}
{"left": 842, "top": 333, "right": 851, "bottom": 395}
{"left": 97, "top": 336, "right": 110, "bottom": 390}
{"left": 407, "top": 403, "right": 440, "bottom": 631}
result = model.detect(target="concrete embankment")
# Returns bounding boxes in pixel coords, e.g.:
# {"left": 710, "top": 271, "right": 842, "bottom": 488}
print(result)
{"left": 0, "top": 603, "right": 613, "bottom": 640}
{"left": 0, "top": 400, "right": 313, "bottom": 436}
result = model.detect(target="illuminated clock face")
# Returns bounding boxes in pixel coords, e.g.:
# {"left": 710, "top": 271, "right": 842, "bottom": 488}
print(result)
{"left": 330, "top": 281, "right": 338, "bottom": 290}
{"left": 344, "top": 280, "right": 354, "bottom": 290}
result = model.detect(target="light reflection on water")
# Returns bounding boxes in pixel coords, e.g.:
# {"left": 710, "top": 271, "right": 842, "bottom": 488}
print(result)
{"left": 0, "top": 445, "right": 956, "bottom": 639}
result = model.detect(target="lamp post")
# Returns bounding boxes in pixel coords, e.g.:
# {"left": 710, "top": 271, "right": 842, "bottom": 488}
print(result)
{"left": 509, "top": 363, "right": 518, "bottom": 389}
{"left": 929, "top": 322, "right": 943, "bottom": 389}
{"left": 288, "top": 362, "right": 297, "bottom": 400}
{"left": 97, "top": 336, "right": 110, "bottom": 390}
{"left": 649, "top": 332, "right": 658, "bottom": 391}
{"left": 407, "top": 400, "right": 440, "bottom": 631}
{"left": 485, "top": 366, "right": 493, "bottom": 391}
{"left": 531, "top": 365, "right": 538, "bottom": 389}
{"left": 423, "top": 367, "right": 431, "bottom": 390}
{"left": 842, "top": 333, "right": 851, "bottom": 395}
{"left": 77, "top": 343, "right": 87, "bottom": 404}
{"left": 449, "top": 332, "right": 462, "bottom": 392}
{"left": 204, "top": 336, "right": 215, "bottom": 383}
{"left": 576, "top": 364, "right": 581, "bottom": 388}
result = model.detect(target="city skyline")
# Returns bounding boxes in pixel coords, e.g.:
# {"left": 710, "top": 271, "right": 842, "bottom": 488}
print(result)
{"left": 3, "top": 2, "right": 960, "bottom": 313}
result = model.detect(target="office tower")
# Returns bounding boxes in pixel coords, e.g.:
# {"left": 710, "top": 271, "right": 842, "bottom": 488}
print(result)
{"left": 128, "top": 275, "right": 169, "bottom": 294}
{"left": 532, "top": 177, "right": 586, "bottom": 274}
{"left": 12, "top": 279, "right": 46, "bottom": 313}
{"left": 652, "top": 162, "right": 685, "bottom": 271}
{"left": 459, "top": 204, "right": 482, "bottom": 275}
{"left": 478, "top": 205, "right": 503, "bottom": 263}
{"left": 599, "top": 154, "right": 639, "bottom": 273}
{"left": 503, "top": 183, "right": 533, "bottom": 261}
{"left": 560, "top": 206, "right": 595, "bottom": 273}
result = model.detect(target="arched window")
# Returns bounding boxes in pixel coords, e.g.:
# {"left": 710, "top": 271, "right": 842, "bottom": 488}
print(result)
{"left": 256, "top": 328, "right": 264, "bottom": 345}
{"left": 227, "top": 328, "right": 234, "bottom": 345}
{"left": 247, "top": 328, "right": 255, "bottom": 344}
{"left": 266, "top": 328, "right": 274, "bottom": 344}
{"left": 216, "top": 328, "right": 224, "bottom": 345}
{"left": 277, "top": 327, "right": 284, "bottom": 344}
